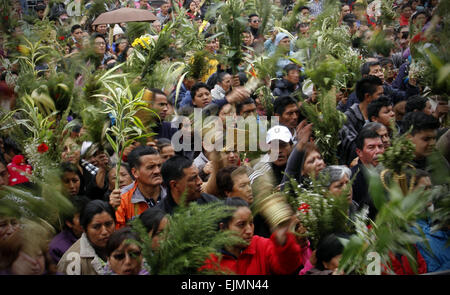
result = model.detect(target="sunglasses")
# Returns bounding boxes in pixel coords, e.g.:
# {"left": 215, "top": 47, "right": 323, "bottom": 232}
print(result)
{"left": 112, "top": 250, "right": 142, "bottom": 261}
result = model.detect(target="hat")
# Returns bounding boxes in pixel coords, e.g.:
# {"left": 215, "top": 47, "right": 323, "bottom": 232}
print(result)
{"left": 7, "top": 155, "right": 32, "bottom": 186}
{"left": 113, "top": 24, "right": 124, "bottom": 36}
{"left": 266, "top": 125, "right": 293, "bottom": 144}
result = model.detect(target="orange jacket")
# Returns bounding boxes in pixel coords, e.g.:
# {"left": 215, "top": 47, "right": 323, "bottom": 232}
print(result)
{"left": 115, "top": 182, "right": 149, "bottom": 229}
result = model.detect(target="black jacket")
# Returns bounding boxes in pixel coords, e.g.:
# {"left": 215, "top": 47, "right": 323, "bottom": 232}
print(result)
{"left": 338, "top": 104, "right": 366, "bottom": 165}
{"left": 351, "top": 161, "right": 379, "bottom": 220}
{"left": 272, "top": 78, "right": 303, "bottom": 98}
{"left": 156, "top": 191, "right": 220, "bottom": 215}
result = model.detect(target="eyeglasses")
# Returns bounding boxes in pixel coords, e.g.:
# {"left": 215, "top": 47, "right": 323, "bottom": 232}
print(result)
{"left": 112, "top": 250, "right": 142, "bottom": 261}
{"left": 251, "top": 20, "right": 260, "bottom": 23}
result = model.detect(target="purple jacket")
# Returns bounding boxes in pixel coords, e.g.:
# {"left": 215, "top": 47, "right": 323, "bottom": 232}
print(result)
{"left": 48, "top": 230, "right": 79, "bottom": 265}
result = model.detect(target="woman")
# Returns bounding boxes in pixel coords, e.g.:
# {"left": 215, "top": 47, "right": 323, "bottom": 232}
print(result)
{"left": 304, "top": 233, "right": 347, "bottom": 275}
{"left": 114, "top": 37, "right": 133, "bottom": 63}
{"left": 201, "top": 197, "right": 303, "bottom": 275}
{"left": 139, "top": 207, "right": 168, "bottom": 251}
{"left": 102, "top": 227, "right": 148, "bottom": 275}
{"left": 61, "top": 162, "right": 84, "bottom": 197}
{"left": 211, "top": 72, "right": 232, "bottom": 101}
{"left": 57, "top": 200, "right": 116, "bottom": 275}
{"left": 216, "top": 166, "right": 253, "bottom": 204}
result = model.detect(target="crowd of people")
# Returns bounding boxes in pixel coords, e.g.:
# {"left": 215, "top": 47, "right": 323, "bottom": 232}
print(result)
{"left": 0, "top": 0, "right": 449, "bottom": 276}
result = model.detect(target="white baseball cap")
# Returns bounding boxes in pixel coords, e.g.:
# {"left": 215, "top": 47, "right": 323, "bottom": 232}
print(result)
{"left": 266, "top": 125, "right": 293, "bottom": 144}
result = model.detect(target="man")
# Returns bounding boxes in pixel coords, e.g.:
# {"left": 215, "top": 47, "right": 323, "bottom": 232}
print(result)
{"left": 399, "top": 3, "right": 413, "bottom": 26}
{"left": 402, "top": 112, "right": 448, "bottom": 179}
{"left": 70, "top": 24, "right": 84, "bottom": 49}
{"left": 35, "top": 3, "right": 46, "bottom": 20}
{"left": 352, "top": 127, "right": 385, "bottom": 220}
{"left": 157, "top": 1, "right": 171, "bottom": 25}
{"left": 142, "top": 88, "right": 178, "bottom": 140}
{"left": 367, "top": 95, "right": 395, "bottom": 130}
{"left": 272, "top": 64, "right": 304, "bottom": 98}
{"left": 111, "top": 146, "right": 167, "bottom": 229}
{"left": 308, "top": 0, "right": 324, "bottom": 18}
{"left": 236, "top": 98, "right": 257, "bottom": 119}
{"left": 344, "top": 61, "right": 420, "bottom": 112}
{"left": 249, "top": 125, "right": 294, "bottom": 186}
{"left": 157, "top": 155, "right": 219, "bottom": 215}
{"left": 405, "top": 95, "right": 433, "bottom": 116}
{"left": 273, "top": 95, "right": 301, "bottom": 140}
{"left": 248, "top": 13, "right": 261, "bottom": 40}
{"left": 338, "top": 76, "right": 384, "bottom": 165}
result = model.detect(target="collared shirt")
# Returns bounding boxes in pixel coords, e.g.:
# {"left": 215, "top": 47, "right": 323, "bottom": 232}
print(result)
{"left": 308, "top": 0, "right": 324, "bottom": 17}
{"left": 131, "top": 185, "right": 167, "bottom": 208}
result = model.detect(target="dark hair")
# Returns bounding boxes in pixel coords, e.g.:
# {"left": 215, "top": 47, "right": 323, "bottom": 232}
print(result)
{"left": 220, "top": 197, "right": 250, "bottom": 228}
{"left": 236, "top": 98, "right": 256, "bottom": 115}
{"left": 156, "top": 138, "right": 172, "bottom": 152}
{"left": 92, "top": 33, "right": 106, "bottom": 43}
{"left": 368, "top": 95, "right": 393, "bottom": 121}
{"left": 355, "top": 127, "right": 381, "bottom": 150}
{"left": 299, "top": 6, "right": 310, "bottom": 12}
{"left": 379, "top": 57, "right": 393, "bottom": 67}
{"left": 127, "top": 145, "right": 159, "bottom": 170}
{"left": 355, "top": 76, "right": 383, "bottom": 103}
{"left": 61, "top": 195, "right": 91, "bottom": 230}
{"left": 71, "top": 24, "right": 82, "bottom": 34}
{"left": 315, "top": 233, "right": 347, "bottom": 271}
{"left": 283, "top": 64, "right": 299, "bottom": 76}
{"left": 3, "top": 137, "right": 21, "bottom": 155}
{"left": 405, "top": 95, "right": 428, "bottom": 113}
{"left": 148, "top": 88, "right": 167, "bottom": 99}
{"left": 105, "top": 227, "right": 141, "bottom": 257}
{"left": 363, "top": 121, "right": 386, "bottom": 133}
{"left": 161, "top": 155, "right": 193, "bottom": 188}
{"left": 216, "top": 166, "right": 247, "bottom": 198}
{"left": 413, "top": 169, "right": 430, "bottom": 187}
{"left": 411, "top": 10, "right": 430, "bottom": 22}
{"left": 79, "top": 200, "right": 115, "bottom": 231}
{"left": 190, "top": 82, "right": 210, "bottom": 101}
{"left": 360, "top": 61, "right": 381, "bottom": 76}
{"left": 401, "top": 112, "right": 440, "bottom": 136}
{"left": 139, "top": 207, "right": 167, "bottom": 236}
{"left": 273, "top": 95, "right": 298, "bottom": 115}
{"left": 248, "top": 13, "right": 259, "bottom": 20}
{"left": 60, "top": 161, "right": 85, "bottom": 195}
{"left": 217, "top": 71, "right": 231, "bottom": 84}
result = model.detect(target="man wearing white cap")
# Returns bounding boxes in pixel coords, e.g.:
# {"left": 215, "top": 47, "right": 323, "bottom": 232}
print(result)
{"left": 249, "top": 125, "right": 294, "bottom": 186}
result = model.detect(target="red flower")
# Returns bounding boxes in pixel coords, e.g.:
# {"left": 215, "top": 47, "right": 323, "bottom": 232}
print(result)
{"left": 367, "top": 224, "right": 373, "bottom": 230}
{"left": 313, "top": 44, "right": 317, "bottom": 48}
{"left": 298, "top": 203, "right": 311, "bottom": 213}
{"left": 58, "top": 36, "right": 65, "bottom": 41}
{"left": 358, "top": 55, "right": 362, "bottom": 60}
{"left": 37, "top": 143, "right": 49, "bottom": 153}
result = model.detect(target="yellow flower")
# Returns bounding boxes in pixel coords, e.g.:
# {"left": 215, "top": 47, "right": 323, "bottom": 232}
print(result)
{"left": 18, "top": 44, "right": 30, "bottom": 55}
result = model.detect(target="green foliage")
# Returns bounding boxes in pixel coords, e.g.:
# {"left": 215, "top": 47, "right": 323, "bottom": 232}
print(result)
{"left": 378, "top": 128, "right": 416, "bottom": 175}
{"left": 366, "top": 30, "right": 395, "bottom": 57}
{"left": 299, "top": 88, "right": 347, "bottom": 165}
{"left": 284, "top": 174, "right": 350, "bottom": 249}
{"left": 131, "top": 201, "right": 245, "bottom": 274}
{"left": 339, "top": 170, "right": 430, "bottom": 274}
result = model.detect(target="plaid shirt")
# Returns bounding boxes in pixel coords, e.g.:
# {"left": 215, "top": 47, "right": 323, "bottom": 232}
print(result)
{"left": 80, "top": 159, "right": 99, "bottom": 176}
{"left": 308, "top": 0, "right": 324, "bottom": 17}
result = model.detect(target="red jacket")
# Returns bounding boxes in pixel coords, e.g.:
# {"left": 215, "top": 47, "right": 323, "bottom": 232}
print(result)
{"left": 201, "top": 233, "right": 302, "bottom": 275}
{"left": 383, "top": 247, "right": 427, "bottom": 275}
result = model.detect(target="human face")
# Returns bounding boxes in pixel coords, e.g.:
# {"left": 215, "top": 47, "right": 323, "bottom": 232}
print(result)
{"left": 356, "top": 137, "right": 385, "bottom": 167}
{"left": 285, "top": 69, "right": 300, "bottom": 85}
{"left": 242, "top": 32, "right": 253, "bottom": 46}
{"left": 218, "top": 104, "right": 235, "bottom": 124}
{"left": 279, "top": 104, "right": 299, "bottom": 130}
{"left": 228, "top": 173, "right": 253, "bottom": 204}
{"left": 152, "top": 93, "right": 169, "bottom": 121}
{"left": 219, "top": 74, "right": 232, "bottom": 93}
{"left": 221, "top": 151, "right": 239, "bottom": 167}
{"left": 374, "top": 105, "right": 395, "bottom": 128}
{"left": 300, "top": 8, "right": 310, "bottom": 17}
{"left": 367, "top": 85, "right": 384, "bottom": 103}
{"left": 402, "top": 6, "right": 413, "bottom": 19}
{"left": 0, "top": 162, "right": 9, "bottom": 187}
{"left": 160, "top": 145, "right": 175, "bottom": 162}
{"left": 149, "top": 216, "right": 168, "bottom": 250}
{"left": 423, "top": 101, "right": 433, "bottom": 116}
{"left": 132, "top": 154, "right": 163, "bottom": 187}
{"left": 226, "top": 207, "right": 254, "bottom": 247}
{"left": 68, "top": 213, "right": 84, "bottom": 238}
{"left": 302, "top": 150, "right": 326, "bottom": 177}
{"left": 152, "top": 21, "right": 161, "bottom": 33}
{"left": 278, "top": 37, "right": 290, "bottom": 49}
{"left": 0, "top": 217, "right": 19, "bottom": 240}
{"left": 369, "top": 65, "right": 384, "bottom": 82}
{"left": 108, "top": 241, "right": 143, "bottom": 275}
{"left": 62, "top": 171, "right": 81, "bottom": 197}
{"left": 96, "top": 24, "right": 108, "bottom": 35}
{"left": 193, "top": 87, "right": 212, "bottom": 108}
{"left": 117, "top": 40, "right": 128, "bottom": 52}
{"left": 249, "top": 16, "right": 260, "bottom": 29}
{"left": 240, "top": 103, "right": 257, "bottom": 118}
{"left": 11, "top": 250, "right": 46, "bottom": 275}
{"left": 72, "top": 28, "right": 83, "bottom": 42}
{"left": 323, "top": 254, "right": 342, "bottom": 271}
{"left": 86, "top": 211, "right": 115, "bottom": 248}
{"left": 161, "top": 3, "right": 170, "bottom": 14}
{"left": 409, "top": 129, "right": 437, "bottom": 159}
{"left": 342, "top": 5, "right": 350, "bottom": 16}
{"left": 329, "top": 174, "right": 352, "bottom": 204}
{"left": 272, "top": 141, "right": 293, "bottom": 167}
{"left": 414, "top": 176, "right": 432, "bottom": 191}
{"left": 175, "top": 165, "right": 203, "bottom": 201}
{"left": 94, "top": 37, "right": 106, "bottom": 55}
{"left": 61, "top": 140, "right": 81, "bottom": 165}
{"left": 205, "top": 39, "right": 216, "bottom": 53}
{"left": 108, "top": 165, "right": 133, "bottom": 191}
{"left": 376, "top": 126, "right": 391, "bottom": 149}
{"left": 189, "top": 1, "right": 197, "bottom": 12}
